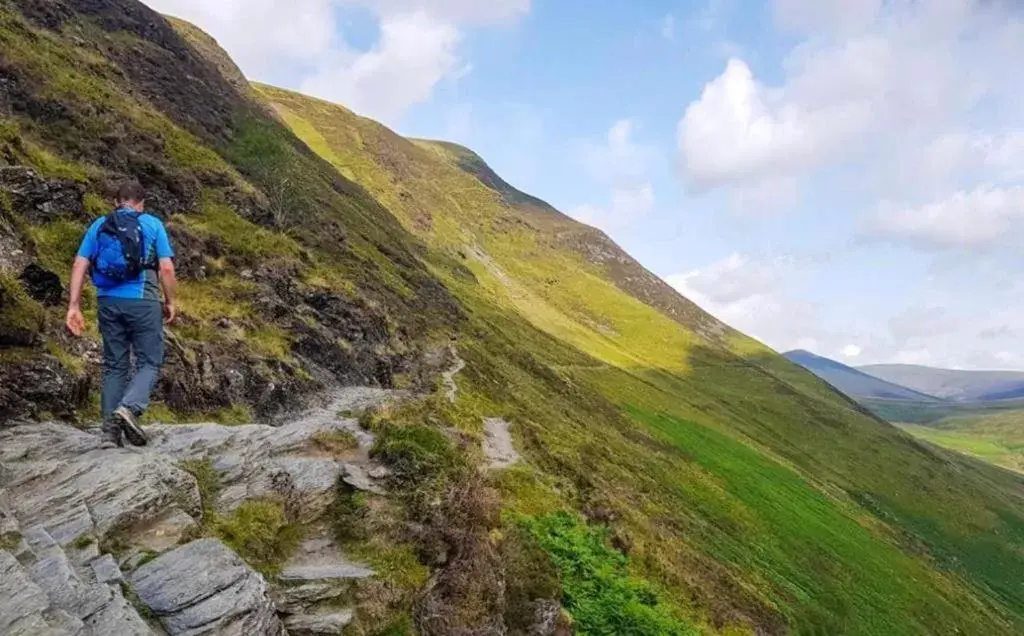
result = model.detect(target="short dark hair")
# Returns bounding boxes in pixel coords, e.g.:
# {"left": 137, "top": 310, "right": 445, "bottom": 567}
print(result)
{"left": 116, "top": 180, "right": 146, "bottom": 204}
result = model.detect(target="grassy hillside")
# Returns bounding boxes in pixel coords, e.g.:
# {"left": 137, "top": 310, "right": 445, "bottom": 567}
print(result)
{"left": 899, "top": 409, "right": 1024, "bottom": 473}
{"left": 4, "top": 2, "right": 1024, "bottom": 633}
{"left": 257, "top": 84, "right": 1024, "bottom": 634}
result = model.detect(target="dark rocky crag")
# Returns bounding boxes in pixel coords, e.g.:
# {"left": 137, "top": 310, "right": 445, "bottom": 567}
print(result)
{"left": 0, "top": 0, "right": 462, "bottom": 422}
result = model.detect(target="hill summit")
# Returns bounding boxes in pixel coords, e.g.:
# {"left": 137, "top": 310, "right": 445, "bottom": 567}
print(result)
{"left": 3, "top": 2, "right": 1024, "bottom": 634}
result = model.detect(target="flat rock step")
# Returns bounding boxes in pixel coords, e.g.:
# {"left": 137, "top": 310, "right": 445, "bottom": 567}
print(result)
{"left": 279, "top": 538, "right": 373, "bottom": 584}
{"left": 283, "top": 609, "right": 355, "bottom": 635}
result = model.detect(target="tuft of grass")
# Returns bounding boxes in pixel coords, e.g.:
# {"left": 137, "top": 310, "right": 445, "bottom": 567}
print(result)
{"left": 71, "top": 534, "right": 95, "bottom": 550}
{"left": 120, "top": 582, "right": 156, "bottom": 620}
{"left": 0, "top": 272, "right": 46, "bottom": 345}
{"left": 134, "top": 550, "right": 160, "bottom": 569}
{"left": 180, "top": 458, "right": 221, "bottom": 524}
{"left": 313, "top": 430, "right": 360, "bottom": 456}
{"left": 27, "top": 220, "right": 87, "bottom": 282}
{"left": 328, "top": 480, "right": 370, "bottom": 544}
{"left": 213, "top": 500, "right": 303, "bottom": 577}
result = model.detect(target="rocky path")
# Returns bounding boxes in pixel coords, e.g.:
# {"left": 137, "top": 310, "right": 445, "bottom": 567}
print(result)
{"left": 0, "top": 387, "right": 401, "bottom": 636}
{"left": 442, "top": 344, "right": 466, "bottom": 404}
{"left": 482, "top": 418, "right": 520, "bottom": 470}
{"left": 0, "top": 378, "right": 529, "bottom": 635}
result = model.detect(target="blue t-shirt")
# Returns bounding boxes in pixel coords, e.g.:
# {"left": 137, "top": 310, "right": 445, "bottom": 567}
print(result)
{"left": 77, "top": 209, "right": 174, "bottom": 301}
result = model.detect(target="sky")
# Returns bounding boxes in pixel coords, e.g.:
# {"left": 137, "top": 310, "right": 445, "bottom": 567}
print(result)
{"left": 144, "top": 0, "right": 1024, "bottom": 370}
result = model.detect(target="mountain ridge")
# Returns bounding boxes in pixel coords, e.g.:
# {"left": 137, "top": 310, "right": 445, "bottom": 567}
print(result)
{"left": 859, "top": 363, "right": 1024, "bottom": 402}
{"left": 783, "top": 349, "right": 943, "bottom": 402}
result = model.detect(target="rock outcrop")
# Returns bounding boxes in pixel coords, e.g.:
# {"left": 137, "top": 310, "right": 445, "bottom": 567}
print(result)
{"left": 0, "top": 386, "right": 400, "bottom": 635}
{"left": 131, "top": 539, "right": 283, "bottom": 635}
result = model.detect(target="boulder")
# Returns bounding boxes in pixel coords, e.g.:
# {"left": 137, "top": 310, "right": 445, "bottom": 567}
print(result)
{"left": 130, "top": 539, "right": 284, "bottom": 635}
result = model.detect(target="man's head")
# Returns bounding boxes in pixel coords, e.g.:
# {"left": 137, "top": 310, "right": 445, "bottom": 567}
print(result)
{"left": 116, "top": 181, "right": 146, "bottom": 211}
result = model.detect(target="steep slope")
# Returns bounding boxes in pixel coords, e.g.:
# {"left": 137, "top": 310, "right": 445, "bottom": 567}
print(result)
{"left": 3, "top": 3, "right": 1024, "bottom": 634}
{"left": 257, "top": 84, "right": 1024, "bottom": 634}
{"left": 0, "top": 0, "right": 463, "bottom": 423}
{"left": 861, "top": 363, "right": 1024, "bottom": 402}
{"left": 784, "top": 350, "right": 942, "bottom": 402}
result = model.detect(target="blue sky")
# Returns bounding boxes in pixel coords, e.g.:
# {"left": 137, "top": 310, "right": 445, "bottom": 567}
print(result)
{"left": 147, "top": 0, "right": 1024, "bottom": 370}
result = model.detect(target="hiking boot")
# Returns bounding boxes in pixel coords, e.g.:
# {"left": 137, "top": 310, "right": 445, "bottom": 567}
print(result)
{"left": 100, "top": 417, "right": 124, "bottom": 449}
{"left": 113, "top": 406, "right": 148, "bottom": 447}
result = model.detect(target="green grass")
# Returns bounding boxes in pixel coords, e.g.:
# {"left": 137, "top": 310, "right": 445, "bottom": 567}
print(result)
{"left": 313, "top": 430, "right": 360, "bottom": 455}
{"left": 6, "top": 7, "right": 1024, "bottom": 633}
{"left": 518, "top": 512, "right": 692, "bottom": 636}
{"left": 214, "top": 500, "right": 303, "bottom": 577}
{"left": 180, "top": 459, "right": 300, "bottom": 575}
{"left": 900, "top": 408, "right": 1024, "bottom": 473}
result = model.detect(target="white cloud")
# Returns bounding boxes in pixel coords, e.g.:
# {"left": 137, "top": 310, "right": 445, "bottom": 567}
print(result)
{"left": 581, "top": 119, "right": 658, "bottom": 183}
{"left": 569, "top": 184, "right": 654, "bottom": 232}
{"left": 349, "top": 0, "right": 530, "bottom": 24}
{"left": 841, "top": 344, "right": 863, "bottom": 358}
{"left": 143, "top": 0, "right": 529, "bottom": 123}
{"left": 664, "top": 253, "right": 824, "bottom": 352}
{"left": 666, "top": 250, "right": 1024, "bottom": 370}
{"left": 677, "top": 58, "right": 865, "bottom": 190}
{"left": 773, "top": 0, "right": 882, "bottom": 34}
{"left": 676, "top": 0, "right": 1024, "bottom": 194}
{"left": 867, "top": 185, "right": 1024, "bottom": 250}
{"left": 300, "top": 11, "right": 460, "bottom": 122}
{"left": 571, "top": 119, "right": 658, "bottom": 232}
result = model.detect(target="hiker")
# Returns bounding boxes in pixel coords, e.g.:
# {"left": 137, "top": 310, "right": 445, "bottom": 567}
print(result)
{"left": 65, "top": 181, "right": 177, "bottom": 448}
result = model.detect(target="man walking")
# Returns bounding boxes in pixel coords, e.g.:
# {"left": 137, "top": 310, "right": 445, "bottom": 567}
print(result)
{"left": 66, "top": 181, "right": 177, "bottom": 447}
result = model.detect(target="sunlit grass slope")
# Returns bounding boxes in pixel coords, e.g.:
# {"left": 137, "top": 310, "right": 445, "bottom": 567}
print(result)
{"left": 901, "top": 409, "right": 1024, "bottom": 473}
{"left": 258, "top": 84, "right": 1024, "bottom": 634}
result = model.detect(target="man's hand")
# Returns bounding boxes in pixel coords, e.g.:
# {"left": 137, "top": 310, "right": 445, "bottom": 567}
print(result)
{"left": 66, "top": 307, "right": 86, "bottom": 337}
{"left": 163, "top": 301, "right": 176, "bottom": 325}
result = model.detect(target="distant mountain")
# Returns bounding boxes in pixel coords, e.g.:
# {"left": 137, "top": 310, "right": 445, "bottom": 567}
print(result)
{"left": 859, "top": 364, "right": 1024, "bottom": 402}
{"left": 783, "top": 350, "right": 941, "bottom": 402}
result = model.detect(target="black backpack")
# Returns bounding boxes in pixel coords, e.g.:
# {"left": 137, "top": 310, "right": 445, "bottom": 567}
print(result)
{"left": 91, "top": 210, "right": 147, "bottom": 282}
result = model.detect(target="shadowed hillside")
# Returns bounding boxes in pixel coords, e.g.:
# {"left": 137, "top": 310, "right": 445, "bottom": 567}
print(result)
{"left": 3, "top": 2, "right": 1024, "bottom": 634}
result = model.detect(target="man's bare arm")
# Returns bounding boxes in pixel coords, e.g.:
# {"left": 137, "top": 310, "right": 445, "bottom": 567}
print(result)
{"left": 159, "top": 257, "right": 177, "bottom": 324}
{"left": 65, "top": 256, "right": 90, "bottom": 336}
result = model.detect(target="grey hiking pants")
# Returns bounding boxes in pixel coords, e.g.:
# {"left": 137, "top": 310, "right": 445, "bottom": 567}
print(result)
{"left": 98, "top": 298, "right": 164, "bottom": 420}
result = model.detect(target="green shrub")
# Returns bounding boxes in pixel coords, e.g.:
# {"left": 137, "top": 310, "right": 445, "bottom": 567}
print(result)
{"left": 519, "top": 512, "right": 695, "bottom": 636}
{"left": 502, "top": 524, "right": 562, "bottom": 632}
